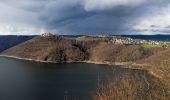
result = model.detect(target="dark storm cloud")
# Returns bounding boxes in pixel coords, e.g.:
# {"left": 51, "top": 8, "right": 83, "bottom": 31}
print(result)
{"left": 0, "top": 0, "right": 170, "bottom": 35}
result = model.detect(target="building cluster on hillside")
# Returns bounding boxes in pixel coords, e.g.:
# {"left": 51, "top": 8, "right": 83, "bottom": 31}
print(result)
{"left": 40, "top": 33, "right": 170, "bottom": 47}
{"left": 108, "top": 36, "right": 169, "bottom": 46}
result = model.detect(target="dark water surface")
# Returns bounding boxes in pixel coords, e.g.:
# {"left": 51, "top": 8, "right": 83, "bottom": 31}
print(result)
{"left": 0, "top": 57, "right": 143, "bottom": 100}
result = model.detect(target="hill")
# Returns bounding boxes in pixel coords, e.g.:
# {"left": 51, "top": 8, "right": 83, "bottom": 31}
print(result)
{"left": 0, "top": 35, "right": 34, "bottom": 52}
{"left": 1, "top": 35, "right": 154, "bottom": 63}
{"left": 89, "top": 43, "right": 153, "bottom": 62}
{"left": 2, "top": 35, "right": 87, "bottom": 62}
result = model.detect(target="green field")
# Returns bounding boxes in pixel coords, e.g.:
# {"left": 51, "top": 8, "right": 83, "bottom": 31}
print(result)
{"left": 141, "top": 44, "right": 166, "bottom": 48}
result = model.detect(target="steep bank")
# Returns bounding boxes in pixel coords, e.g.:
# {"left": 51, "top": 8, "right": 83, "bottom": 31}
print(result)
{"left": 139, "top": 48, "right": 170, "bottom": 96}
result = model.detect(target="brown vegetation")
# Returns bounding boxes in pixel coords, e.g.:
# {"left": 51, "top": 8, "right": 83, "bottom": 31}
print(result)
{"left": 90, "top": 43, "right": 152, "bottom": 62}
{"left": 2, "top": 36, "right": 89, "bottom": 62}
{"left": 2, "top": 35, "right": 155, "bottom": 63}
{"left": 93, "top": 69, "right": 167, "bottom": 100}
{"left": 139, "top": 48, "right": 170, "bottom": 97}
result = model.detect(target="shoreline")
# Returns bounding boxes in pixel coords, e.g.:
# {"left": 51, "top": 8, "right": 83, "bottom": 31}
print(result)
{"left": 0, "top": 54, "right": 149, "bottom": 70}
{"left": 0, "top": 54, "right": 163, "bottom": 80}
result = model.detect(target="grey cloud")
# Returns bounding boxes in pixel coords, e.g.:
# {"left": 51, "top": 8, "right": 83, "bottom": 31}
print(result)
{"left": 165, "top": 25, "right": 170, "bottom": 28}
{"left": 0, "top": 0, "right": 170, "bottom": 35}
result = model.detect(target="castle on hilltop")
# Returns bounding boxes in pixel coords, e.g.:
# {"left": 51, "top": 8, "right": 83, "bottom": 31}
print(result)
{"left": 41, "top": 33, "right": 55, "bottom": 37}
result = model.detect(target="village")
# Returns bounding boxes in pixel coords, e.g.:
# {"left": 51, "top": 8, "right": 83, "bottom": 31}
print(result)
{"left": 109, "top": 36, "right": 170, "bottom": 48}
{"left": 41, "top": 33, "right": 170, "bottom": 48}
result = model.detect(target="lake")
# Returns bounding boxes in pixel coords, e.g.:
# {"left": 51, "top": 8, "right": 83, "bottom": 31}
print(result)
{"left": 0, "top": 57, "right": 148, "bottom": 100}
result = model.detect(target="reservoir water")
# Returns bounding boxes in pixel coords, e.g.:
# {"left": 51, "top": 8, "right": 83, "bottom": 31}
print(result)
{"left": 0, "top": 57, "right": 149, "bottom": 100}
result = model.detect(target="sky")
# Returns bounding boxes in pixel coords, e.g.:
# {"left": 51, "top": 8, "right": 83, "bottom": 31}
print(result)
{"left": 0, "top": 0, "right": 170, "bottom": 35}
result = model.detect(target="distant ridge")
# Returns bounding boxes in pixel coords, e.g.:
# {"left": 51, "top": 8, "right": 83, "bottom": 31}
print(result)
{"left": 118, "top": 35, "right": 170, "bottom": 41}
{"left": 0, "top": 35, "right": 35, "bottom": 52}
